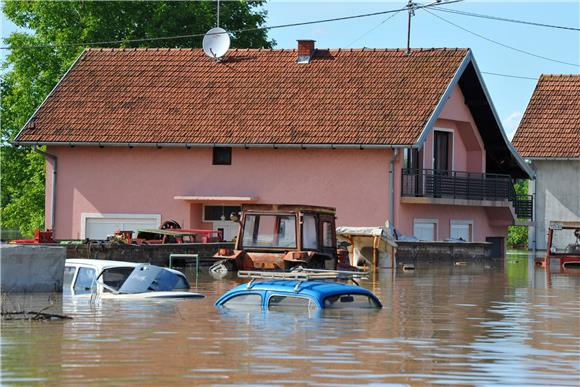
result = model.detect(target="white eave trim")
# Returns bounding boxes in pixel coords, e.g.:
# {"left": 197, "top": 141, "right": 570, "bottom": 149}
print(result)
{"left": 174, "top": 195, "right": 257, "bottom": 203}
{"left": 414, "top": 50, "right": 473, "bottom": 149}
{"left": 527, "top": 157, "right": 580, "bottom": 161}
{"left": 415, "top": 49, "right": 534, "bottom": 179}
{"left": 13, "top": 50, "right": 87, "bottom": 144}
{"left": 13, "top": 141, "right": 412, "bottom": 149}
{"left": 468, "top": 56, "right": 535, "bottom": 179}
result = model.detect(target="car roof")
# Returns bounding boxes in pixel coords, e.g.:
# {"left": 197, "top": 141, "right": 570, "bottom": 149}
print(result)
{"left": 226, "top": 280, "right": 375, "bottom": 299}
{"left": 66, "top": 258, "right": 139, "bottom": 271}
{"left": 65, "top": 259, "right": 184, "bottom": 276}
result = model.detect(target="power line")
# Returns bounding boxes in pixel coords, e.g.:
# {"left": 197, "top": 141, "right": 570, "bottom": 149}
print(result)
{"left": 0, "top": 1, "right": 463, "bottom": 51}
{"left": 481, "top": 71, "right": 537, "bottom": 81}
{"left": 345, "top": 12, "right": 401, "bottom": 48}
{"left": 432, "top": 7, "right": 580, "bottom": 32}
{"left": 424, "top": 9, "right": 579, "bottom": 68}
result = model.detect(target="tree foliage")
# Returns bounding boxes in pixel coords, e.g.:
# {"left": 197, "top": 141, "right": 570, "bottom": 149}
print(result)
{"left": 507, "top": 180, "right": 529, "bottom": 249}
{"left": 1, "top": 1, "right": 272, "bottom": 237}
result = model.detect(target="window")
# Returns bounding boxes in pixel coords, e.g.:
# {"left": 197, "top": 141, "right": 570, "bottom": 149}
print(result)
{"left": 302, "top": 214, "right": 318, "bottom": 249}
{"left": 403, "top": 148, "right": 421, "bottom": 171}
{"left": 63, "top": 266, "right": 77, "bottom": 288}
{"left": 268, "top": 295, "right": 314, "bottom": 311}
{"left": 323, "top": 294, "right": 380, "bottom": 309}
{"left": 203, "top": 205, "right": 241, "bottom": 222}
{"left": 73, "top": 267, "right": 96, "bottom": 294}
{"left": 322, "top": 222, "right": 333, "bottom": 247}
{"left": 450, "top": 220, "right": 473, "bottom": 242}
{"left": 242, "top": 214, "right": 296, "bottom": 248}
{"left": 433, "top": 129, "right": 453, "bottom": 172}
{"left": 413, "top": 219, "right": 437, "bottom": 241}
{"left": 222, "top": 293, "right": 262, "bottom": 309}
{"left": 101, "top": 267, "right": 134, "bottom": 292}
{"left": 213, "top": 147, "right": 232, "bottom": 165}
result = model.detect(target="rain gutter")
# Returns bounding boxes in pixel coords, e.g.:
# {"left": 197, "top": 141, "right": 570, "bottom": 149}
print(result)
{"left": 33, "top": 146, "right": 57, "bottom": 235}
{"left": 13, "top": 142, "right": 412, "bottom": 149}
{"left": 388, "top": 149, "right": 399, "bottom": 233}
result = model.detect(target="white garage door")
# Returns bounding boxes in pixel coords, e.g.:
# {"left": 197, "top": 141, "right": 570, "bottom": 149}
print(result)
{"left": 82, "top": 213, "right": 161, "bottom": 240}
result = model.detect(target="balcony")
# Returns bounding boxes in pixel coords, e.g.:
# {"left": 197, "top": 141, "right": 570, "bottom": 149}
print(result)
{"left": 401, "top": 169, "right": 533, "bottom": 220}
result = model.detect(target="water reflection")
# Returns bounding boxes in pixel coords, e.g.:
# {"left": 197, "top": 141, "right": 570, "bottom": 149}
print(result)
{"left": 2, "top": 257, "right": 579, "bottom": 385}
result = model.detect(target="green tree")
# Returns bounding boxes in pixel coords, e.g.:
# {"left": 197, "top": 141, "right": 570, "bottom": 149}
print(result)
{"left": 1, "top": 1, "right": 272, "bottom": 237}
{"left": 507, "top": 180, "right": 529, "bottom": 249}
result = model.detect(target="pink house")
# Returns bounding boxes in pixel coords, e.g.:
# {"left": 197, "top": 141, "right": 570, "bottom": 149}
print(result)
{"left": 14, "top": 41, "right": 532, "bottom": 254}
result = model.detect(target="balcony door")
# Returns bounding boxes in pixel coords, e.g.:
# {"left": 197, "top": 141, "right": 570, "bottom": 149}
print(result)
{"left": 404, "top": 148, "right": 423, "bottom": 196}
{"left": 433, "top": 130, "right": 452, "bottom": 198}
{"left": 434, "top": 131, "right": 451, "bottom": 172}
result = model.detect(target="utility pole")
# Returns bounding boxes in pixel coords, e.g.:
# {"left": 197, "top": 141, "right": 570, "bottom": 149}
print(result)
{"left": 406, "top": 0, "right": 415, "bottom": 55}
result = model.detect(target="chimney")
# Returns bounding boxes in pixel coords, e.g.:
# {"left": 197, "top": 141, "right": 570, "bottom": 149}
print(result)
{"left": 296, "top": 40, "right": 315, "bottom": 64}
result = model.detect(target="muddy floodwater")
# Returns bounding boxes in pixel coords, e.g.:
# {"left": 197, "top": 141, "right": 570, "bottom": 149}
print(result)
{"left": 2, "top": 254, "right": 579, "bottom": 385}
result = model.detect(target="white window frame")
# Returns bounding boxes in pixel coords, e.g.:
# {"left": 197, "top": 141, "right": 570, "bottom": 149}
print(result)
{"left": 413, "top": 218, "right": 439, "bottom": 241}
{"left": 80, "top": 213, "right": 161, "bottom": 239}
{"left": 431, "top": 127, "right": 454, "bottom": 171}
{"left": 202, "top": 204, "right": 242, "bottom": 222}
{"left": 450, "top": 219, "right": 474, "bottom": 242}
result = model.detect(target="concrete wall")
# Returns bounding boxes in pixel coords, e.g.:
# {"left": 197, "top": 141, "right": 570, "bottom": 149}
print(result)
{"left": 529, "top": 160, "right": 580, "bottom": 250}
{"left": 65, "top": 242, "right": 234, "bottom": 267}
{"left": 396, "top": 241, "right": 493, "bottom": 266}
{"left": 1, "top": 245, "right": 66, "bottom": 293}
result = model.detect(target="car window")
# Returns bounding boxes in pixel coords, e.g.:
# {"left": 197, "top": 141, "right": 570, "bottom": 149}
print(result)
{"left": 302, "top": 214, "right": 318, "bottom": 250}
{"left": 322, "top": 221, "right": 334, "bottom": 247}
{"left": 147, "top": 269, "right": 190, "bottom": 292}
{"left": 268, "top": 295, "right": 315, "bottom": 311}
{"left": 222, "top": 293, "right": 262, "bottom": 310}
{"left": 63, "top": 266, "right": 77, "bottom": 288}
{"left": 73, "top": 267, "right": 97, "bottom": 294}
{"left": 172, "top": 275, "right": 190, "bottom": 290}
{"left": 101, "top": 267, "right": 134, "bottom": 292}
{"left": 242, "top": 214, "right": 297, "bottom": 249}
{"left": 323, "top": 294, "right": 380, "bottom": 309}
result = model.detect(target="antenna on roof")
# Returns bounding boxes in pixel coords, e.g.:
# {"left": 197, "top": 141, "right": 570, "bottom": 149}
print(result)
{"left": 406, "top": 0, "right": 415, "bottom": 55}
{"left": 216, "top": 0, "right": 220, "bottom": 28}
{"left": 202, "top": 27, "right": 230, "bottom": 62}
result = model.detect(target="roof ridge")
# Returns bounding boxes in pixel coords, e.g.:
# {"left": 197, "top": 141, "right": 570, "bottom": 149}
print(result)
{"left": 84, "top": 46, "right": 469, "bottom": 53}
{"left": 540, "top": 74, "right": 580, "bottom": 78}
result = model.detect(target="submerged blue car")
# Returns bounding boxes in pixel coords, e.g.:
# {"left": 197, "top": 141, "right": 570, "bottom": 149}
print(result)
{"left": 215, "top": 271, "right": 382, "bottom": 311}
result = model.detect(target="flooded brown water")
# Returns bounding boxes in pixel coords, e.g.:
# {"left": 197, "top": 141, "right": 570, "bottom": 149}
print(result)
{"left": 2, "top": 255, "right": 579, "bottom": 385}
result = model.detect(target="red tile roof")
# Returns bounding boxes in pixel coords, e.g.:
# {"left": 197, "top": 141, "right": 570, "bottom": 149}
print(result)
{"left": 512, "top": 75, "right": 580, "bottom": 158}
{"left": 15, "top": 47, "right": 469, "bottom": 146}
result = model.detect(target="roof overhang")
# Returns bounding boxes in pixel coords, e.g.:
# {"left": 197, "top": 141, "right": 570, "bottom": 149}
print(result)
{"left": 415, "top": 50, "right": 534, "bottom": 179}
{"left": 174, "top": 196, "right": 257, "bottom": 204}
{"left": 415, "top": 50, "right": 472, "bottom": 148}
{"left": 527, "top": 157, "right": 580, "bottom": 161}
{"left": 14, "top": 141, "right": 411, "bottom": 149}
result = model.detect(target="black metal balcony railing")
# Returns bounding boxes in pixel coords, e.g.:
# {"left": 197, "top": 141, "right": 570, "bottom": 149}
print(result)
{"left": 401, "top": 168, "right": 533, "bottom": 220}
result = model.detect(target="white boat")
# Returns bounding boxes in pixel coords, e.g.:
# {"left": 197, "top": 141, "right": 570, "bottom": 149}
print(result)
{"left": 64, "top": 259, "right": 204, "bottom": 299}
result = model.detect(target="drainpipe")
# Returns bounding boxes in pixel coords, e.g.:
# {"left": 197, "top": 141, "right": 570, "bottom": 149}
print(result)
{"left": 389, "top": 148, "right": 399, "bottom": 236}
{"left": 532, "top": 176, "right": 537, "bottom": 256}
{"left": 33, "top": 145, "right": 57, "bottom": 235}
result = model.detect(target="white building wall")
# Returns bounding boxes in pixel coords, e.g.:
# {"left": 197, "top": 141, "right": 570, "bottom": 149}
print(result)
{"left": 529, "top": 160, "right": 580, "bottom": 250}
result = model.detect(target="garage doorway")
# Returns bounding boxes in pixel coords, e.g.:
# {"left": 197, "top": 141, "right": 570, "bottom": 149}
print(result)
{"left": 81, "top": 213, "right": 161, "bottom": 240}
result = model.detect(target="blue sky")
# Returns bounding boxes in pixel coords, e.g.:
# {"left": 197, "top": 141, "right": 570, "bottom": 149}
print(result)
{"left": 2, "top": 1, "right": 579, "bottom": 139}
